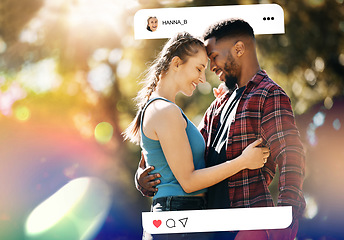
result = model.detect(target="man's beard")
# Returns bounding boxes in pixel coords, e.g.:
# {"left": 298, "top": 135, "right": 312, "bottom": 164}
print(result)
{"left": 223, "top": 54, "right": 239, "bottom": 90}
{"left": 224, "top": 74, "right": 238, "bottom": 90}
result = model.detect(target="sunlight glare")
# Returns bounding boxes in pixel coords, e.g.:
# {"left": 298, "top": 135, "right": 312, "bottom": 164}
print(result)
{"left": 0, "top": 83, "right": 27, "bottom": 116}
{"left": 303, "top": 194, "right": 319, "bottom": 219}
{"left": 25, "top": 177, "right": 112, "bottom": 240}
{"left": 26, "top": 178, "right": 89, "bottom": 236}
{"left": 67, "top": 0, "right": 139, "bottom": 34}
{"left": 87, "top": 64, "right": 114, "bottom": 94}
{"left": 18, "top": 59, "right": 62, "bottom": 94}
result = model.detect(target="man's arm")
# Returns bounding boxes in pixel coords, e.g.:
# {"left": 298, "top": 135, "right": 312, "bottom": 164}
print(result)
{"left": 135, "top": 152, "right": 160, "bottom": 197}
{"left": 261, "top": 88, "right": 306, "bottom": 238}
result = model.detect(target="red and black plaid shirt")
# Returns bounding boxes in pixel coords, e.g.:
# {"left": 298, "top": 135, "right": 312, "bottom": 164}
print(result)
{"left": 200, "top": 70, "right": 306, "bottom": 219}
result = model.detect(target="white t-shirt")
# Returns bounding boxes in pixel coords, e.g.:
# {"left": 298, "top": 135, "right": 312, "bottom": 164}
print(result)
{"left": 214, "top": 87, "right": 245, "bottom": 153}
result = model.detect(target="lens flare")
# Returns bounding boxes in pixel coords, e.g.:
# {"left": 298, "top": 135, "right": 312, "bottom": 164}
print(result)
{"left": 94, "top": 122, "right": 113, "bottom": 144}
{"left": 15, "top": 106, "right": 31, "bottom": 121}
{"left": 25, "top": 177, "right": 112, "bottom": 240}
{"left": 303, "top": 195, "right": 319, "bottom": 219}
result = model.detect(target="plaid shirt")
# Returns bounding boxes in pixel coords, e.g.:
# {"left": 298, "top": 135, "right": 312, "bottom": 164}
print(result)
{"left": 200, "top": 70, "right": 306, "bottom": 219}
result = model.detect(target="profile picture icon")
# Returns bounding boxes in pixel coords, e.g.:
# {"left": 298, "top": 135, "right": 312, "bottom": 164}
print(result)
{"left": 146, "top": 16, "right": 158, "bottom": 32}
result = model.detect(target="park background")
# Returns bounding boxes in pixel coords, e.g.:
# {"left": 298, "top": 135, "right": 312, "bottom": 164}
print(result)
{"left": 0, "top": 0, "right": 343, "bottom": 239}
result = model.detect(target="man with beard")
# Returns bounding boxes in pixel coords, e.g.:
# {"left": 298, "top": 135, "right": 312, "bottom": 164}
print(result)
{"left": 136, "top": 19, "right": 306, "bottom": 240}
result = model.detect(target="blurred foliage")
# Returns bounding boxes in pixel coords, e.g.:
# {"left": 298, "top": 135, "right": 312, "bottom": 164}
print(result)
{"left": 0, "top": 0, "right": 344, "bottom": 239}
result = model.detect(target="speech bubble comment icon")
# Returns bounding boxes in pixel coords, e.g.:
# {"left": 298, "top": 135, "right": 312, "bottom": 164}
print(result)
{"left": 25, "top": 177, "right": 112, "bottom": 240}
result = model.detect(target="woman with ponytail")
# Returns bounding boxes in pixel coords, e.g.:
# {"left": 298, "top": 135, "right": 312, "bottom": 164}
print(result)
{"left": 123, "top": 32, "right": 269, "bottom": 240}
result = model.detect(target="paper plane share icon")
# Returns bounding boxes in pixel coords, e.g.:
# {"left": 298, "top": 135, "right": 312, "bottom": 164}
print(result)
{"left": 179, "top": 217, "right": 188, "bottom": 227}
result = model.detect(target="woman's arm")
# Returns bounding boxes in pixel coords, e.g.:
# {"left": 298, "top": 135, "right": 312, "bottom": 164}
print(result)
{"left": 154, "top": 104, "right": 268, "bottom": 193}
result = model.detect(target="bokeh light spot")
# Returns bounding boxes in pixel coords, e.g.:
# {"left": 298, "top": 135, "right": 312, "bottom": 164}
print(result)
{"left": 314, "top": 57, "right": 325, "bottom": 72}
{"left": 292, "top": 81, "right": 303, "bottom": 96}
{"left": 0, "top": 37, "right": 7, "bottom": 54}
{"left": 19, "top": 29, "right": 38, "bottom": 44}
{"left": 198, "top": 82, "right": 211, "bottom": 95}
{"left": 18, "top": 58, "right": 62, "bottom": 94}
{"left": 304, "top": 68, "right": 316, "bottom": 86}
{"left": 94, "top": 122, "right": 113, "bottom": 144}
{"left": 15, "top": 106, "right": 31, "bottom": 121}
{"left": 307, "top": 123, "right": 317, "bottom": 146}
{"left": 278, "top": 35, "right": 289, "bottom": 47}
{"left": 73, "top": 113, "right": 93, "bottom": 138}
{"left": 87, "top": 64, "right": 114, "bottom": 94}
{"left": 333, "top": 118, "right": 341, "bottom": 130}
{"left": 339, "top": 21, "right": 344, "bottom": 32}
{"left": 313, "top": 111, "right": 325, "bottom": 127}
{"left": 116, "top": 59, "right": 132, "bottom": 78}
{"left": 339, "top": 53, "right": 344, "bottom": 66}
{"left": 0, "top": 83, "right": 27, "bottom": 116}
{"left": 305, "top": 0, "right": 325, "bottom": 7}
{"left": 92, "top": 48, "right": 110, "bottom": 62}
{"left": 108, "top": 48, "right": 123, "bottom": 65}
{"left": 324, "top": 97, "right": 333, "bottom": 109}
{"left": 295, "top": 100, "right": 308, "bottom": 115}
{"left": 303, "top": 194, "right": 319, "bottom": 219}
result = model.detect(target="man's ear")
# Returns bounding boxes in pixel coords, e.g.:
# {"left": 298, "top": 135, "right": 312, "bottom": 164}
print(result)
{"left": 171, "top": 56, "right": 182, "bottom": 71}
{"left": 234, "top": 41, "right": 245, "bottom": 57}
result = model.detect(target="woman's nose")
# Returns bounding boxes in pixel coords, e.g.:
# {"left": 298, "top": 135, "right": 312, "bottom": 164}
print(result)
{"left": 199, "top": 72, "right": 206, "bottom": 83}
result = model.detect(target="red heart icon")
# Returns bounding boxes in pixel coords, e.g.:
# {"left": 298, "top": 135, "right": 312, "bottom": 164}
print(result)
{"left": 153, "top": 219, "right": 162, "bottom": 228}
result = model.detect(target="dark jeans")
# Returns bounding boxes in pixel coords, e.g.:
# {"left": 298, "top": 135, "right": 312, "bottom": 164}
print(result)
{"left": 142, "top": 196, "right": 211, "bottom": 240}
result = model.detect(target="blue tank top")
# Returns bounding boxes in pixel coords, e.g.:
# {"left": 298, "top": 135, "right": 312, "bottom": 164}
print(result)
{"left": 140, "top": 98, "right": 207, "bottom": 200}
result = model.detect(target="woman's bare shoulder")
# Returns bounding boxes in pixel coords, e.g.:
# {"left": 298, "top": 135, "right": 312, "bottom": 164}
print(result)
{"left": 146, "top": 100, "right": 180, "bottom": 117}
{"left": 145, "top": 100, "right": 184, "bottom": 128}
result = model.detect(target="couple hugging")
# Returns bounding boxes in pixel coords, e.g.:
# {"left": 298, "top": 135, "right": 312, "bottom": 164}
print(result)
{"left": 124, "top": 18, "right": 305, "bottom": 240}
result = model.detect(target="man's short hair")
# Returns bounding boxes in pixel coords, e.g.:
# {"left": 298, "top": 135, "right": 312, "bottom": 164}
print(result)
{"left": 203, "top": 18, "right": 255, "bottom": 42}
